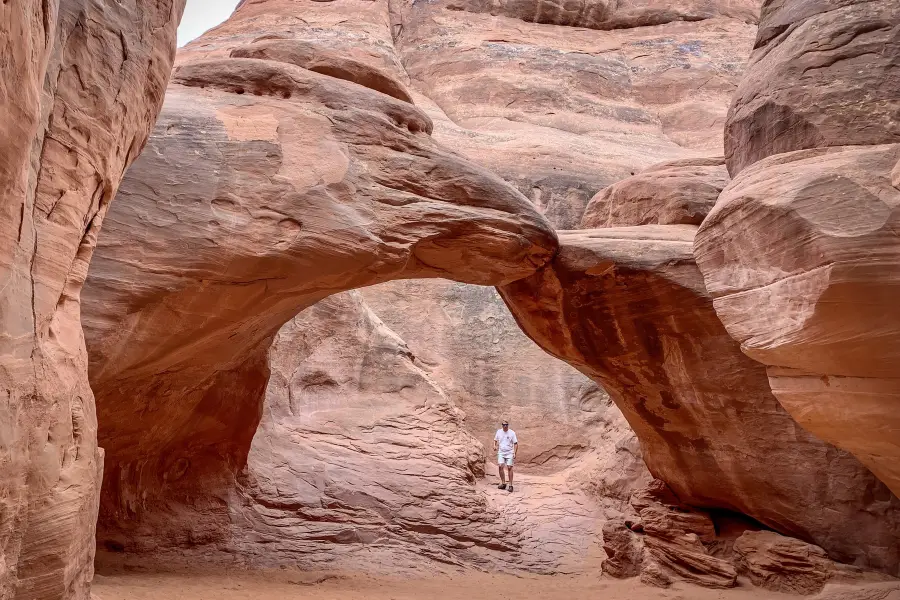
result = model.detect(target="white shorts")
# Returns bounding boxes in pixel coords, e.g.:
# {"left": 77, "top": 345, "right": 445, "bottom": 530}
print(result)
{"left": 498, "top": 453, "right": 514, "bottom": 466}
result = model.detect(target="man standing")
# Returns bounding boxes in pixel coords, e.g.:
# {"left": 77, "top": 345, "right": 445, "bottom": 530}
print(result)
{"left": 493, "top": 420, "right": 518, "bottom": 492}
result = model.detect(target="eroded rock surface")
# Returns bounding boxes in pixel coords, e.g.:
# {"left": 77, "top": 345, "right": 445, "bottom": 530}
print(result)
{"left": 500, "top": 227, "right": 900, "bottom": 575}
{"left": 81, "top": 11, "right": 556, "bottom": 557}
{"left": 695, "top": 0, "right": 900, "bottom": 499}
{"left": 733, "top": 531, "right": 832, "bottom": 595}
{"left": 231, "top": 292, "right": 608, "bottom": 573}
{"left": 0, "top": 2, "right": 183, "bottom": 598}
{"left": 696, "top": 144, "right": 900, "bottom": 499}
{"left": 392, "top": 0, "right": 759, "bottom": 226}
{"left": 581, "top": 157, "right": 728, "bottom": 228}
{"left": 725, "top": 0, "right": 900, "bottom": 174}
{"left": 602, "top": 481, "right": 736, "bottom": 589}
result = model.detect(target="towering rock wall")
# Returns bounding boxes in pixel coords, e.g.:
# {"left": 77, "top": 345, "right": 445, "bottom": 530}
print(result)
{"left": 694, "top": 0, "right": 900, "bottom": 496}
{"left": 0, "top": 2, "right": 184, "bottom": 599}
{"left": 391, "top": 0, "right": 758, "bottom": 225}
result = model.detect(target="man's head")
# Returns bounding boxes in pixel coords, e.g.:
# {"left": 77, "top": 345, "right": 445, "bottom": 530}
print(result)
{"left": 501, "top": 421, "right": 509, "bottom": 430}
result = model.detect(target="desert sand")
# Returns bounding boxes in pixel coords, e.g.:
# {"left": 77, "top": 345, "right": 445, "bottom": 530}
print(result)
{"left": 94, "top": 568, "right": 801, "bottom": 600}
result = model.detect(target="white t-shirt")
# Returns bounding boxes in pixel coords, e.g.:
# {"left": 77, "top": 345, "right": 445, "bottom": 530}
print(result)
{"left": 495, "top": 428, "right": 518, "bottom": 455}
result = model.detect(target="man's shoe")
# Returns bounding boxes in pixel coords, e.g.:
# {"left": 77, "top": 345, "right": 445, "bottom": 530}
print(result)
{"left": 508, "top": 485, "right": 514, "bottom": 493}
{"left": 498, "top": 483, "right": 507, "bottom": 490}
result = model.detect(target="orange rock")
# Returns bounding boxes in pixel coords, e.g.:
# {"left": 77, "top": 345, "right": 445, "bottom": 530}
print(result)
{"left": 695, "top": 144, "right": 900, "bottom": 500}
{"left": 725, "top": 0, "right": 900, "bottom": 174}
{"left": 581, "top": 157, "right": 728, "bottom": 228}
{"left": 695, "top": 0, "right": 900, "bottom": 504}
{"left": 500, "top": 226, "right": 900, "bottom": 575}
{"left": 0, "top": 2, "right": 183, "bottom": 598}
{"left": 81, "top": 26, "right": 556, "bottom": 555}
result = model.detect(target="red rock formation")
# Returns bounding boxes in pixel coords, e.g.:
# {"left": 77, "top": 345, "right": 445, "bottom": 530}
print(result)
{"left": 602, "top": 481, "right": 737, "bottom": 589}
{"left": 432, "top": 0, "right": 759, "bottom": 30}
{"left": 500, "top": 226, "right": 900, "bottom": 575}
{"left": 733, "top": 531, "right": 833, "bottom": 595}
{"left": 696, "top": 144, "right": 900, "bottom": 499}
{"left": 581, "top": 157, "right": 728, "bottom": 228}
{"left": 0, "top": 2, "right": 183, "bottom": 598}
{"left": 391, "top": 0, "right": 759, "bottom": 226}
{"left": 695, "top": 0, "right": 900, "bottom": 497}
{"left": 226, "top": 291, "right": 611, "bottom": 573}
{"left": 81, "top": 17, "right": 556, "bottom": 556}
{"left": 724, "top": 0, "right": 900, "bottom": 175}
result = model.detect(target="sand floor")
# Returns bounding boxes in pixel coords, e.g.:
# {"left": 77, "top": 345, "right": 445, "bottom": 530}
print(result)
{"left": 93, "top": 568, "right": 801, "bottom": 600}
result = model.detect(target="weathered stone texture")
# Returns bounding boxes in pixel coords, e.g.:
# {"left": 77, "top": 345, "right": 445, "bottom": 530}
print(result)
{"left": 0, "top": 2, "right": 184, "bottom": 598}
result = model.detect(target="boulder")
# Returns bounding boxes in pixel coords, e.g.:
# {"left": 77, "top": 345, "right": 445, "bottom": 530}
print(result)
{"left": 733, "top": 530, "right": 832, "bottom": 595}
{"left": 500, "top": 227, "right": 900, "bottom": 575}
{"left": 725, "top": 0, "right": 900, "bottom": 174}
{"left": 602, "top": 519, "right": 644, "bottom": 579}
{"left": 81, "top": 30, "right": 556, "bottom": 555}
{"left": 0, "top": 1, "right": 183, "bottom": 598}
{"left": 581, "top": 157, "right": 728, "bottom": 228}
{"left": 695, "top": 144, "right": 900, "bottom": 499}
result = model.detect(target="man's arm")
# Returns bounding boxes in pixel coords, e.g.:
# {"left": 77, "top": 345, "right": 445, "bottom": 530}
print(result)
{"left": 513, "top": 442, "right": 518, "bottom": 458}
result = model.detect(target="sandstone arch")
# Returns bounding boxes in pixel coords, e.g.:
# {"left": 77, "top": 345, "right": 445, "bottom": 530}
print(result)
{"left": 81, "top": 41, "right": 556, "bottom": 554}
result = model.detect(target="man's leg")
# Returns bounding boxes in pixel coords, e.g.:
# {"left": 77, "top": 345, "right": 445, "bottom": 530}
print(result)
{"left": 498, "top": 458, "right": 507, "bottom": 489}
{"left": 507, "top": 465, "right": 514, "bottom": 492}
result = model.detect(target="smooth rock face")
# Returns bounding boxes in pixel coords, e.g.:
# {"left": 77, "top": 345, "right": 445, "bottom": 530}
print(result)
{"left": 0, "top": 2, "right": 183, "bottom": 598}
{"left": 696, "top": 0, "right": 900, "bottom": 501}
{"left": 725, "top": 0, "right": 900, "bottom": 174}
{"left": 81, "top": 20, "right": 556, "bottom": 555}
{"left": 500, "top": 227, "right": 900, "bottom": 575}
{"left": 580, "top": 157, "right": 728, "bottom": 228}
{"left": 696, "top": 144, "right": 900, "bottom": 499}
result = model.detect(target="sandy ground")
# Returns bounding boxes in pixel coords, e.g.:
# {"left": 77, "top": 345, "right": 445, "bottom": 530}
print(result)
{"left": 93, "top": 568, "right": 800, "bottom": 600}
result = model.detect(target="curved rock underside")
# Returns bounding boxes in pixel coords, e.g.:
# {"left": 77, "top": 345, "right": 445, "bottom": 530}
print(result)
{"left": 499, "top": 225, "right": 900, "bottom": 575}
{"left": 81, "top": 14, "right": 557, "bottom": 557}
{"left": 695, "top": 0, "right": 900, "bottom": 497}
{"left": 0, "top": 2, "right": 184, "bottom": 598}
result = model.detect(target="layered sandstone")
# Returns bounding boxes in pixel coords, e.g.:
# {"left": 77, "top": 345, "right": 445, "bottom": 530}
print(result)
{"left": 724, "top": 0, "right": 900, "bottom": 174}
{"left": 581, "top": 157, "right": 728, "bottom": 228}
{"left": 230, "top": 291, "right": 614, "bottom": 573}
{"left": 696, "top": 145, "right": 900, "bottom": 498}
{"left": 694, "top": 0, "right": 900, "bottom": 498}
{"left": 81, "top": 20, "right": 556, "bottom": 556}
{"left": 500, "top": 227, "right": 900, "bottom": 575}
{"left": 0, "top": 2, "right": 183, "bottom": 598}
{"left": 391, "top": 0, "right": 759, "bottom": 226}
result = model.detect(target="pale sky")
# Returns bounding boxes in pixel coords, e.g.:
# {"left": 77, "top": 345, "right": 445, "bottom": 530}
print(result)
{"left": 177, "top": 0, "right": 242, "bottom": 47}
